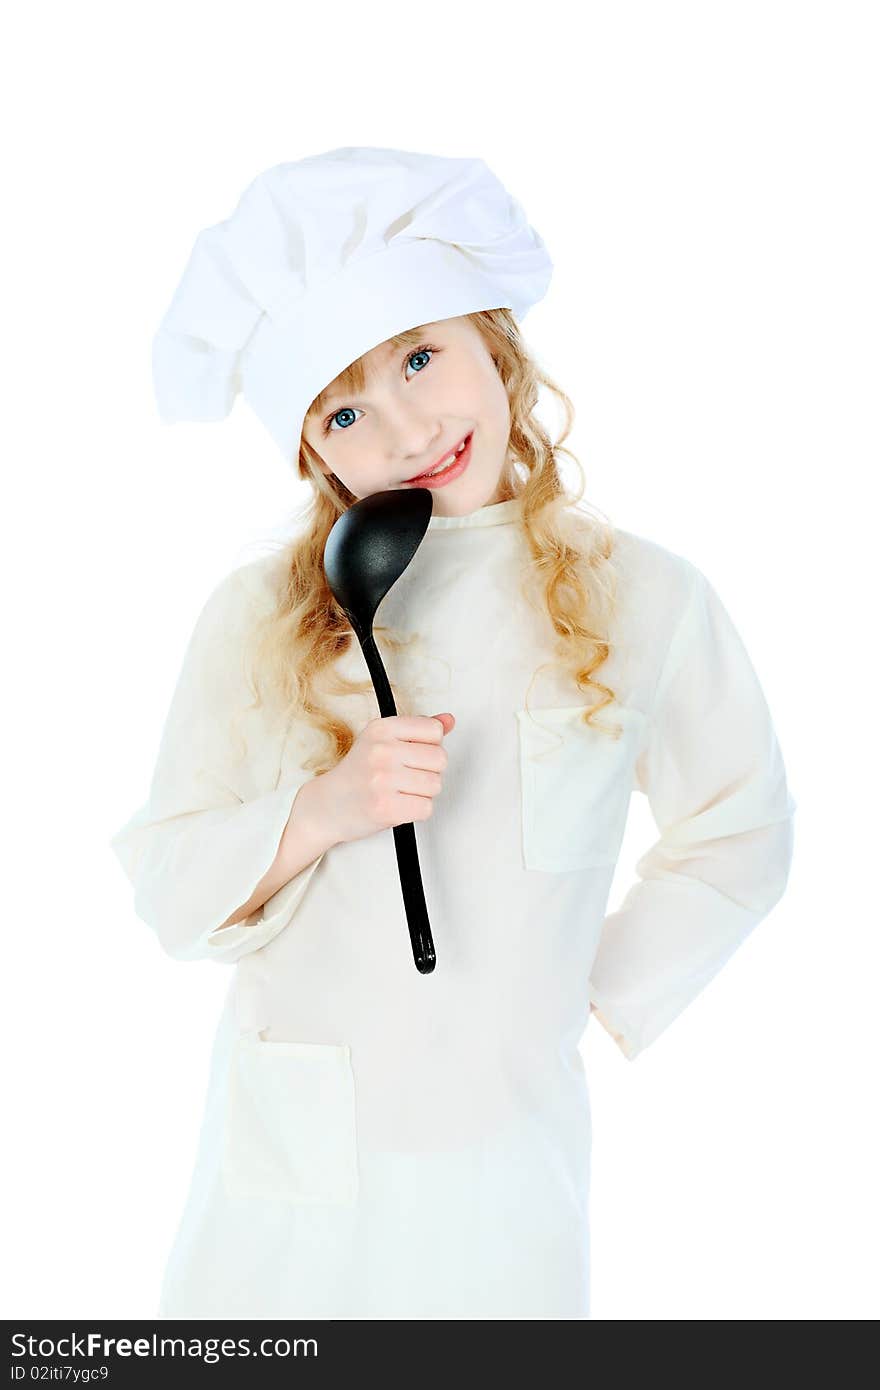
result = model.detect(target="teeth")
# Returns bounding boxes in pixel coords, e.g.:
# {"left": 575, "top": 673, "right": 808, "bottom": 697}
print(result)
{"left": 423, "top": 437, "right": 468, "bottom": 478}
{"left": 426, "top": 456, "right": 455, "bottom": 477}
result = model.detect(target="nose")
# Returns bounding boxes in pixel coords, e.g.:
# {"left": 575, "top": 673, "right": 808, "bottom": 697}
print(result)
{"left": 391, "top": 415, "right": 445, "bottom": 471}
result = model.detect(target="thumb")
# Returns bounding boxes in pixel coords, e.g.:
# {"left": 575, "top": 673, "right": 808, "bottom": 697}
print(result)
{"left": 431, "top": 712, "right": 456, "bottom": 734}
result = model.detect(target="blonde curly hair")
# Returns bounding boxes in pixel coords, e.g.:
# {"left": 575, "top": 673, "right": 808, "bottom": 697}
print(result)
{"left": 240, "top": 308, "right": 621, "bottom": 776}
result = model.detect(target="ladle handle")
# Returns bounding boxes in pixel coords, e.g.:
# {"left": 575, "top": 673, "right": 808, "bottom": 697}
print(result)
{"left": 361, "top": 633, "right": 436, "bottom": 974}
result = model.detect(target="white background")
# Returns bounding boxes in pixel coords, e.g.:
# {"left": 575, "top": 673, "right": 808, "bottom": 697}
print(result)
{"left": 3, "top": 0, "right": 877, "bottom": 1322}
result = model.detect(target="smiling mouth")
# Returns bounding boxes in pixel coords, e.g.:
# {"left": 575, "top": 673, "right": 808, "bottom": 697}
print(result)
{"left": 403, "top": 433, "right": 472, "bottom": 484}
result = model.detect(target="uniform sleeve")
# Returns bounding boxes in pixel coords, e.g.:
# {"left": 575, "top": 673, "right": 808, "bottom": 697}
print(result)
{"left": 587, "top": 562, "right": 797, "bottom": 1060}
{"left": 108, "top": 566, "right": 327, "bottom": 965}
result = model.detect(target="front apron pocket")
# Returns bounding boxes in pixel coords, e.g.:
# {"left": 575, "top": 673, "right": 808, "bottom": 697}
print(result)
{"left": 221, "top": 1028, "right": 359, "bottom": 1205}
{"left": 516, "top": 703, "right": 648, "bottom": 872}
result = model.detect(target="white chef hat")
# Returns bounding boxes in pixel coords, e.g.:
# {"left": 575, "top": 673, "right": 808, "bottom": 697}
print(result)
{"left": 151, "top": 146, "right": 553, "bottom": 463}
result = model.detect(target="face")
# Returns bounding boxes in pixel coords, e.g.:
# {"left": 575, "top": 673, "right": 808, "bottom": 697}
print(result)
{"left": 301, "top": 316, "right": 513, "bottom": 515}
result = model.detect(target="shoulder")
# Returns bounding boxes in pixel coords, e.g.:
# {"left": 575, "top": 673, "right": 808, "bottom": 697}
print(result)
{"left": 229, "top": 546, "right": 291, "bottom": 612}
{"left": 606, "top": 527, "right": 748, "bottom": 682}
{"left": 188, "top": 547, "right": 289, "bottom": 651}
{"left": 566, "top": 511, "right": 713, "bottom": 680}
{"left": 564, "top": 505, "right": 701, "bottom": 617}
{"left": 207, "top": 546, "right": 290, "bottom": 612}
{"left": 608, "top": 524, "right": 702, "bottom": 616}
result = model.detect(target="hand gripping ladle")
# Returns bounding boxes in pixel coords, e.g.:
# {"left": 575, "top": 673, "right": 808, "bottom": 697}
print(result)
{"left": 323, "top": 487, "right": 437, "bottom": 974}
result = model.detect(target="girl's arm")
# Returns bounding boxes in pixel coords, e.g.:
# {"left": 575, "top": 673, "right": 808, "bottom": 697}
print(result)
{"left": 588, "top": 561, "right": 797, "bottom": 1060}
{"left": 109, "top": 564, "right": 328, "bottom": 964}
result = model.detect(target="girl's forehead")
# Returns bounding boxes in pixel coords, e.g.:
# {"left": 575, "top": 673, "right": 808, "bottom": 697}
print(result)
{"left": 312, "top": 319, "right": 460, "bottom": 415}
{"left": 340, "top": 324, "right": 437, "bottom": 383}
{"left": 374, "top": 321, "right": 444, "bottom": 355}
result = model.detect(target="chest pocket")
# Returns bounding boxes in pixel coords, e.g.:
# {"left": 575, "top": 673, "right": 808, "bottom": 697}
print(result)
{"left": 516, "top": 703, "right": 648, "bottom": 872}
{"left": 221, "top": 1029, "right": 359, "bottom": 1205}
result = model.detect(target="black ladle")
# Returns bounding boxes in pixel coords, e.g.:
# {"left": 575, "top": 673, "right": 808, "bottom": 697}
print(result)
{"left": 323, "top": 487, "right": 437, "bottom": 974}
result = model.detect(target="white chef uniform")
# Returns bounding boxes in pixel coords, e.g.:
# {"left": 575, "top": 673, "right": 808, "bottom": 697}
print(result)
{"left": 109, "top": 496, "right": 796, "bottom": 1319}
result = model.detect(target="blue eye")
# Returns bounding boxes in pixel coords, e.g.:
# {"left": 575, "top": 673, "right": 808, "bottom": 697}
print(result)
{"left": 405, "top": 347, "right": 434, "bottom": 376}
{"left": 325, "top": 406, "right": 361, "bottom": 434}
{"left": 322, "top": 344, "right": 438, "bottom": 435}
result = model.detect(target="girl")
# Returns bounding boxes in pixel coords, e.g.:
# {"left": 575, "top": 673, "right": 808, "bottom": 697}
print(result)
{"left": 110, "top": 148, "right": 796, "bottom": 1320}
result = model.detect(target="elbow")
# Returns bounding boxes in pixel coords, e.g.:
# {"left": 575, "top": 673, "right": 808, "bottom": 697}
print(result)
{"left": 133, "top": 895, "right": 206, "bottom": 963}
{"left": 132, "top": 876, "right": 228, "bottom": 964}
{"left": 732, "top": 808, "right": 797, "bottom": 918}
{"left": 765, "top": 806, "right": 796, "bottom": 911}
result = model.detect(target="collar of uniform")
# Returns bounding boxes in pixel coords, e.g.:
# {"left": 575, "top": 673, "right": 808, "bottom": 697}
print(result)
{"left": 425, "top": 496, "right": 523, "bottom": 530}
